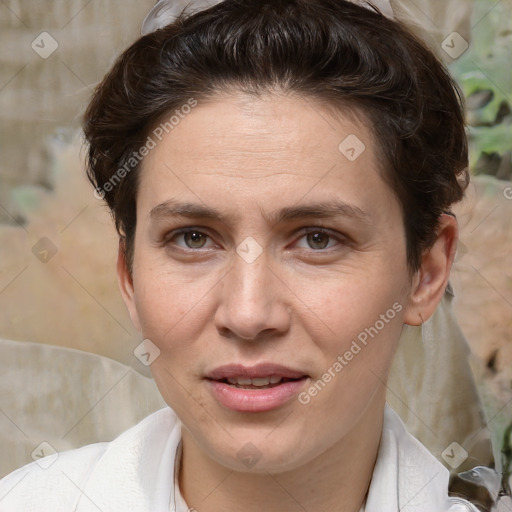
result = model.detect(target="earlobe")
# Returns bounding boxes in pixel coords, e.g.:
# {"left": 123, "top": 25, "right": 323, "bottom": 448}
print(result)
{"left": 117, "top": 239, "right": 142, "bottom": 333}
{"left": 403, "top": 214, "right": 458, "bottom": 326}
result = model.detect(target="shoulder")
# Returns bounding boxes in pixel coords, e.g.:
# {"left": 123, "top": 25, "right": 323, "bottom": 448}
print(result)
{"left": 0, "top": 407, "right": 178, "bottom": 512}
{"left": 368, "top": 405, "right": 481, "bottom": 512}
{"left": 0, "top": 442, "right": 108, "bottom": 511}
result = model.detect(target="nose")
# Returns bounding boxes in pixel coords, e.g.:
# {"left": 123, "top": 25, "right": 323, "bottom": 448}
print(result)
{"left": 214, "top": 249, "right": 291, "bottom": 341}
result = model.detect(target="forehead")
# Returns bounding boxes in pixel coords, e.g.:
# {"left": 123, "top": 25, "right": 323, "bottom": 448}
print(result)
{"left": 138, "top": 92, "right": 398, "bottom": 225}
{"left": 147, "top": 92, "right": 373, "bottom": 173}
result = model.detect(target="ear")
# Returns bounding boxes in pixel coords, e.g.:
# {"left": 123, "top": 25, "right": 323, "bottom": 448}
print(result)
{"left": 117, "top": 238, "right": 142, "bottom": 333}
{"left": 402, "top": 213, "right": 458, "bottom": 326}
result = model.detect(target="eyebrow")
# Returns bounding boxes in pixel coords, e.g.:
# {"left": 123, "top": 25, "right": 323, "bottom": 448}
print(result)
{"left": 149, "top": 199, "right": 370, "bottom": 226}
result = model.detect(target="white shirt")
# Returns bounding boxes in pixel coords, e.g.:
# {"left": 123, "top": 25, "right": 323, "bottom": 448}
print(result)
{"left": 0, "top": 404, "right": 478, "bottom": 512}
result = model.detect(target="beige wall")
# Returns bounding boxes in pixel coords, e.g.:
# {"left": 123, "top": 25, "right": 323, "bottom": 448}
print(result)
{"left": 0, "top": 0, "right": 154, "bottom": 220}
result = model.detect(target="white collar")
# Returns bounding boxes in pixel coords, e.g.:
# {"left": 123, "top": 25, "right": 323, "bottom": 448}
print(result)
{"left": 365, "top": 404, "right": 450, "bottom": 510}
{"left": 76, "top": 404, "right": 471, "bottom": 511}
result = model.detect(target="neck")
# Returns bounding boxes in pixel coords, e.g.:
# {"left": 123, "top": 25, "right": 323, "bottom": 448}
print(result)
{"left": 179, "top": 395, "right": 386, "bottom": 512}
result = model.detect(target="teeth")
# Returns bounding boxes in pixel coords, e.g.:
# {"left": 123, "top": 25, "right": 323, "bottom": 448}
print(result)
{"left": 252, "top": 377, "right": 271, "bottom": 386}
{"left": 229, "top": 377, "right": 252, "bottom": 385}
{"left": 225, "top": 375, "right": 284, "bottom": 387}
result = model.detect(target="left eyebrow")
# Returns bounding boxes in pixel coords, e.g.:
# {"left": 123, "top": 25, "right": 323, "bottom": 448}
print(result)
{"left": 265, "top": 200, "right": 371, "bottom": 225}
{"left": 149, "top": 198, "right": 371, "bottom": 226}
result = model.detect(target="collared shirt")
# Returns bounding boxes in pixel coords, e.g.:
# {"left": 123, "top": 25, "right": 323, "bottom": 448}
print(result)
{"left": 0, "top": 404, "right": 478, "bottom": 511}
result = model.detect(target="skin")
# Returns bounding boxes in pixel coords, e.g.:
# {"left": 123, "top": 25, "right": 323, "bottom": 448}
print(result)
{"left": 118, "top": 91, "right": 458, "bottom": 512}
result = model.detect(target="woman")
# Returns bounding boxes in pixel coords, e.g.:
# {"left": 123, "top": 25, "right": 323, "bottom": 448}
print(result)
{"left": 0, "top": 0, "right": 480, "bottom": 510}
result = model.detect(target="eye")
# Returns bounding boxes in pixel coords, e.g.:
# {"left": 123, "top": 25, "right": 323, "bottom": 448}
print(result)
{"left": 168, "top": 228, "right": 215, "bottom": 250}
{"left": 295, "top": 228, "right": 345, "bottom": 251}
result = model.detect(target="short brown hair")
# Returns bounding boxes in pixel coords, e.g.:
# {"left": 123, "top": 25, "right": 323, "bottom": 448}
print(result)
{"left": 83, "top": 0, "right": 469, "bottom": 272}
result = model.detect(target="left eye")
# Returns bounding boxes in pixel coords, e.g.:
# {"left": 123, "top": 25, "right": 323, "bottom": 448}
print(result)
{"left": 296, "top": 229, "right": 340, "bottom": 250}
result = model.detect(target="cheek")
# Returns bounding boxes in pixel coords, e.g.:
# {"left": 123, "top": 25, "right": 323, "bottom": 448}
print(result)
{"left": 295, "top": 266, "right": 407, "bottom": 341}
{"left": 298, "top": 292, "right": 405, "bottom": 422}
{"left": 298, "top": 275, "right": 408, "bottom": 414}
{"left": 132, "top": 261, "right": 209, "bottom": 336}
{"left": 132, "top": 269, "right": 213, "bottom": 409}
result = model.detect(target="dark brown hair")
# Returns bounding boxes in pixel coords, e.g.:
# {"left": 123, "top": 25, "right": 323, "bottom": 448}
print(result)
{"left": 83, "top": 0, "right": 469, "bottom": 272}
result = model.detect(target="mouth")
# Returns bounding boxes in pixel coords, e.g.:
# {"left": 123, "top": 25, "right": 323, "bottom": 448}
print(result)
{"left": 214, "top": 375, "right": 303, "bottom": 390}
{"left": 205, "top": 364, "right": 309, "bottom": 412}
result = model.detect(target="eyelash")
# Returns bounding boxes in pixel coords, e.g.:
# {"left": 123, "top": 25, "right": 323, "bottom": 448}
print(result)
{"left": 163, "top": 226, "right": 348, "bottom": 253}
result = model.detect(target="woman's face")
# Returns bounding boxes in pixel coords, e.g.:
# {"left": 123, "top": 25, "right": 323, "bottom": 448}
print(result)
{"left": 120, "top": 92, "right": 422, "bottom": 472}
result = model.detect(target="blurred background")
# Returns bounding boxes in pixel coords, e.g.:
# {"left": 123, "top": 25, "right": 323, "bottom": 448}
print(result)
{"left": 0, "top": 0, "right": 154, "bottom": 367}
{"left": 0, "top": 0, "right": 511, "bottom": 505}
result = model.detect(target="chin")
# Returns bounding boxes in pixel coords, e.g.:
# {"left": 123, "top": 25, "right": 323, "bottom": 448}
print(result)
{"left": 217, "top": 442, "right": 308, "bottom": 474}
{"left": 193, "top": 421, "right": 318, "bottom": 474}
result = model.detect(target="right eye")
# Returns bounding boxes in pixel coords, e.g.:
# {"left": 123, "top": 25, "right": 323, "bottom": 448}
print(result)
{"left": 166, "top": 228, "right": 216, "bottom": 250}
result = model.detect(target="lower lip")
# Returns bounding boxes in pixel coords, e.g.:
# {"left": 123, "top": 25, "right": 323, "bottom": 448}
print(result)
{"left": 207, "top": 378, "right": 308, "bottom": 412}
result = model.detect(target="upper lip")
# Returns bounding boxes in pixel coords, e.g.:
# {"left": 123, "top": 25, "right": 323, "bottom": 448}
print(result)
{"left": 206, "top": 363, "right": 308, "bottom": 381}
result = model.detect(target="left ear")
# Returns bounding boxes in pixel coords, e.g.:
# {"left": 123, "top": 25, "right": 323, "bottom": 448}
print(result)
{"left": 402, "top": 213, "right": 458, "bottom": 326}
